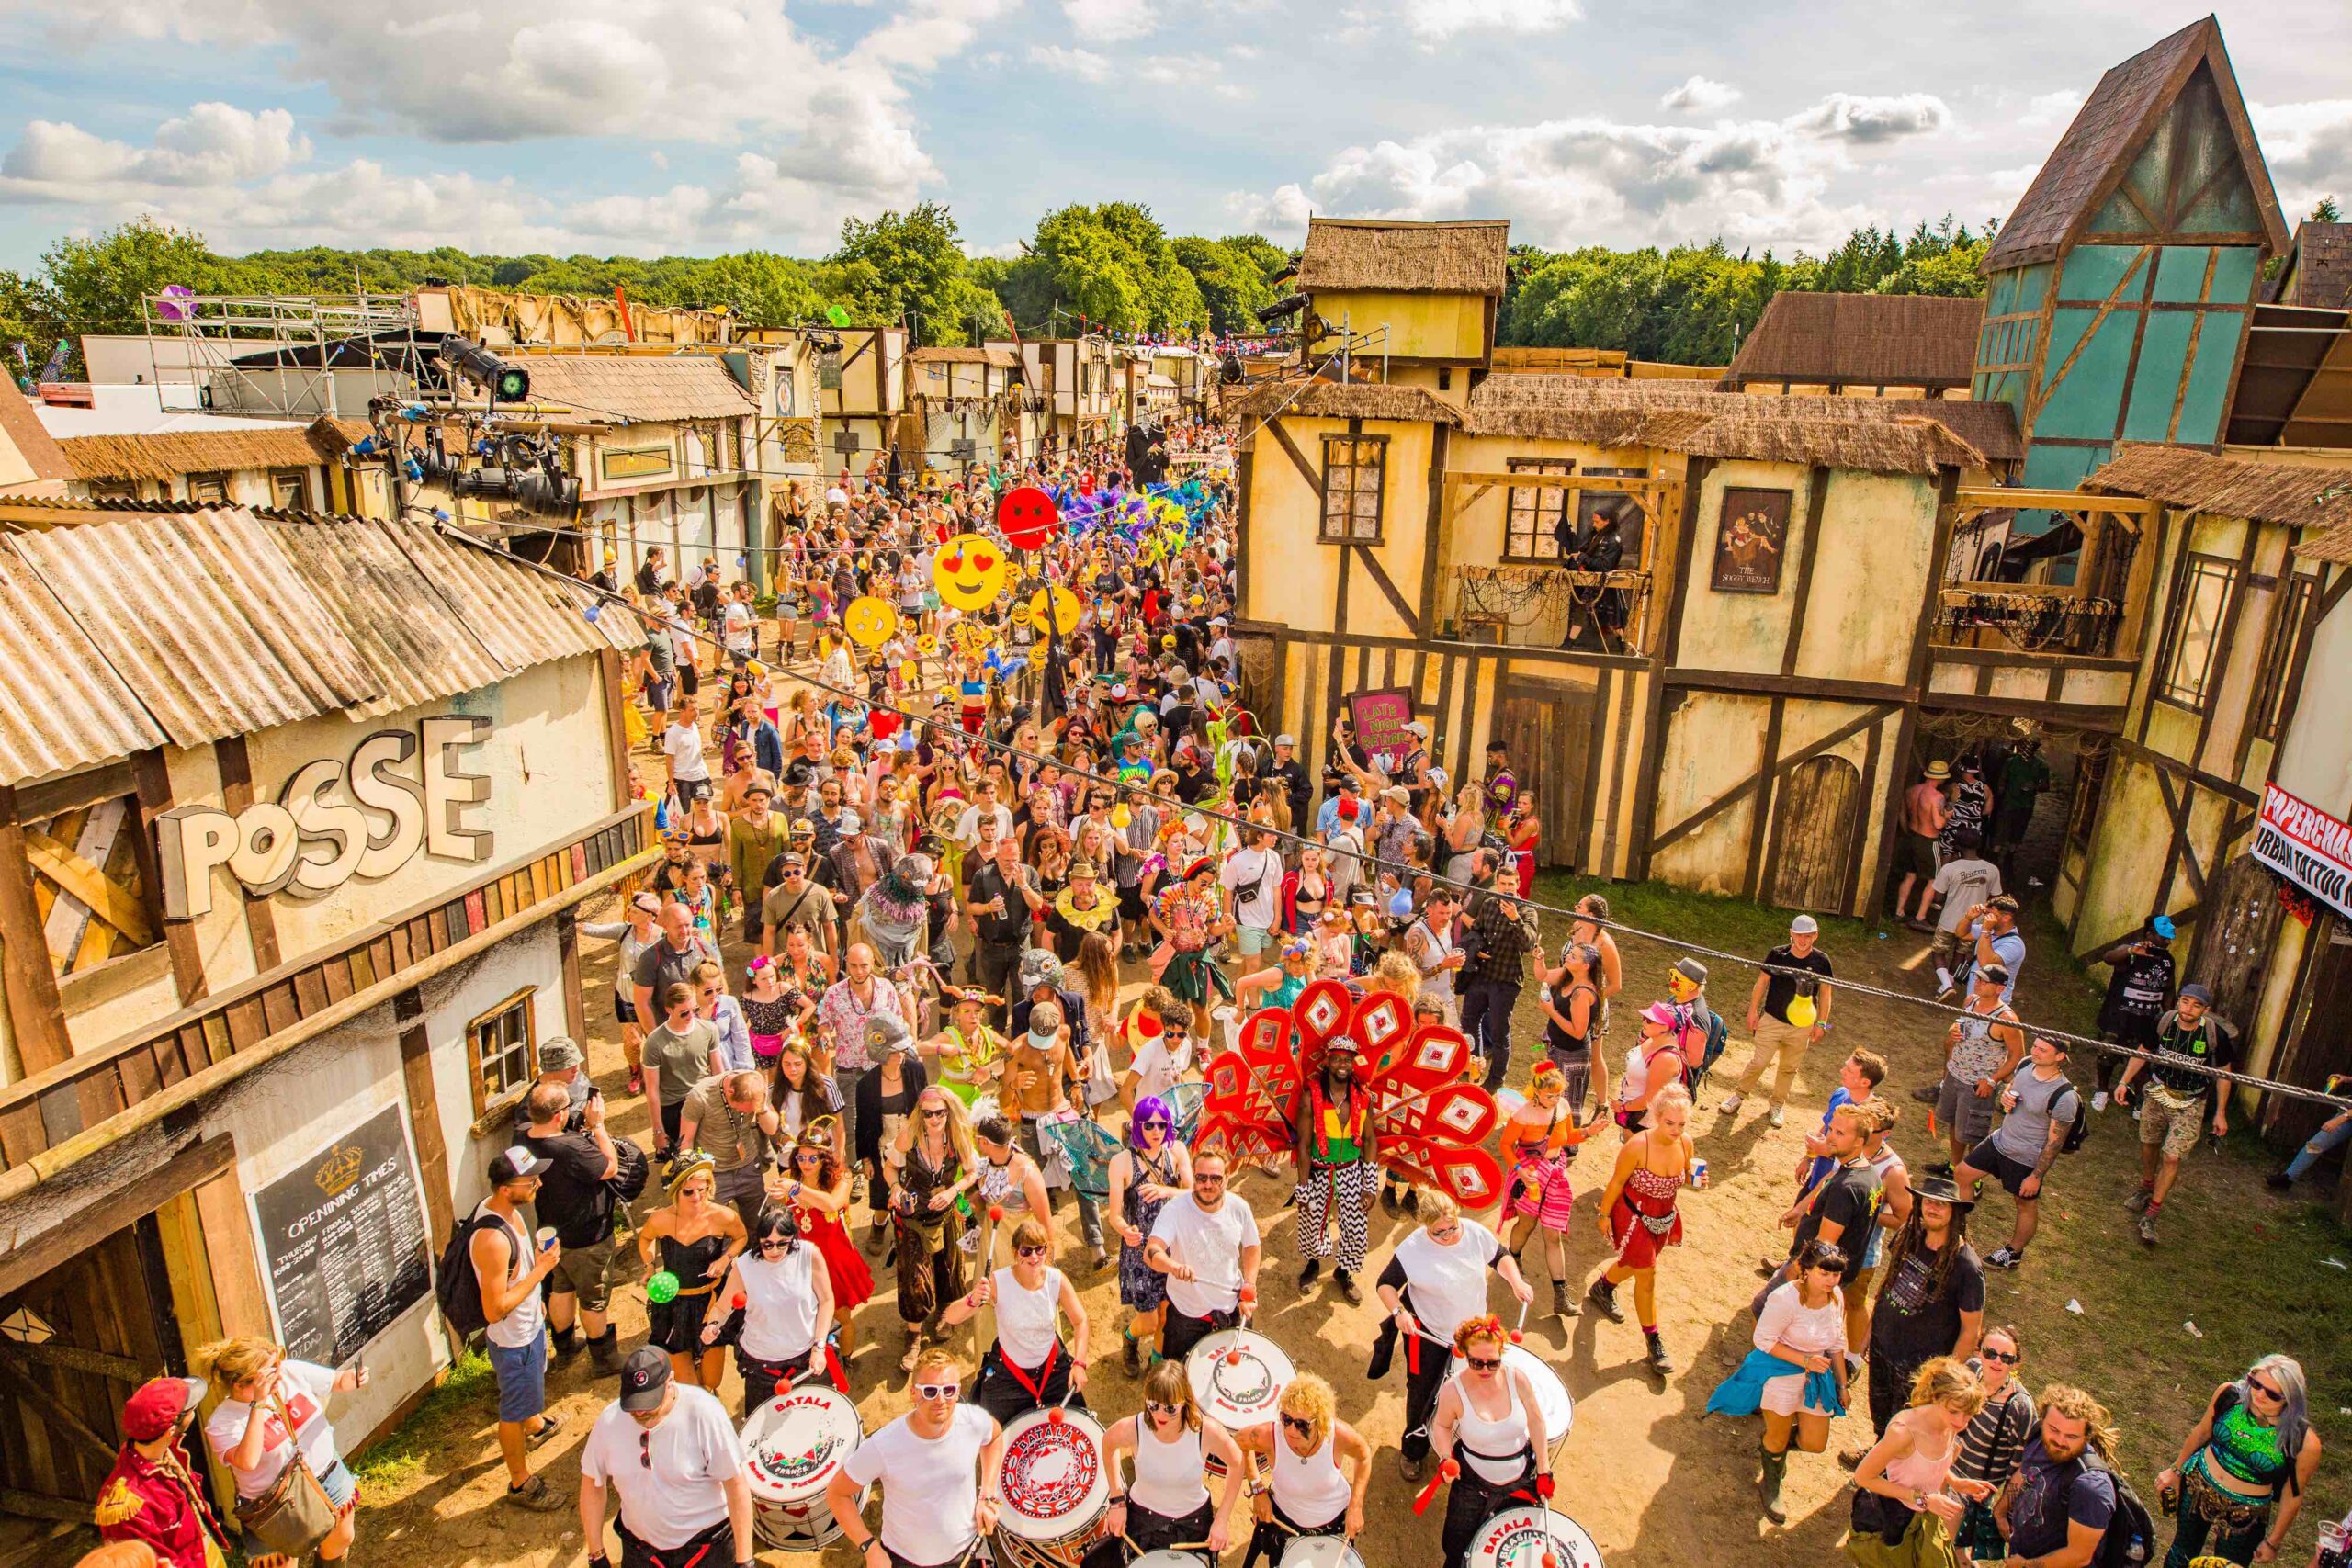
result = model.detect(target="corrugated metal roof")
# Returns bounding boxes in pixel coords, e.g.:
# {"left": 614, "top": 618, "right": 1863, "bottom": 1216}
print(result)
{"left": 0, "top": 540, "right": 164, "bottom": 784}
{"left": 0, "top": 504, "right": 639, "bottom": 787}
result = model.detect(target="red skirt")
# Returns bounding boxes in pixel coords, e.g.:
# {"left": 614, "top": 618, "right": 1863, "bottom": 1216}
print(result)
{"left": 797, "top": 1208, "right": 875, "bottom": 1313}
{"left": 1608, "top": 1191, "right": 1683, "bottom": 1270}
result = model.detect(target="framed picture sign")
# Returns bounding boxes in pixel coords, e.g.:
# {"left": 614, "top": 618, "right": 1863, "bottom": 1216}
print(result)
{"left": 1711, "top": 487, "right": 1792, "bottom": 594}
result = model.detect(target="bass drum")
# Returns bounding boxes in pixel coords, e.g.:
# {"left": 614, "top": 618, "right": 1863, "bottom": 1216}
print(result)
{"left": 993, "top": 1406, "right": 1111, "bottom": 1568}
{"left": 1277, "top": 1539, "right": 1365, "bottom": 1568}
{"left": 740, "top": 1383, "right": 865, "bottom": 1551}
{"left": 1445, "top": 1343, "right": 1573, "bottom": 1460}
{"left": 1465, "top": 1506, "right": 1605, "bottom": 1568}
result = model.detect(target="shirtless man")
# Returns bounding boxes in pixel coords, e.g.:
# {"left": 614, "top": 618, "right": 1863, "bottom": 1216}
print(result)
{"left": 1894, "top": 762, "right": 1953, "bottom": 927}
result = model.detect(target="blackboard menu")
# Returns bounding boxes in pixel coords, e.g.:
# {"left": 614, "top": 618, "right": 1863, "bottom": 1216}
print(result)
{"left": 254, "top": 1103, "right": 433, "bottom": 1366}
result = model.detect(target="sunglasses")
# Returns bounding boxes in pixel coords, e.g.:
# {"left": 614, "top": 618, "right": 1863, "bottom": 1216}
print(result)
{"left": 1979, "top": 1347, "right": 2018, "bottom": 1364}
{"left": 1146, "top": 1400, "right": 1183, "bottom": 1417}
{"left": 914, "top": 1383, "right": 960, "bottom": 1402}
{"left": 639, "top": 1430, "right": 654, "bottom": 1468}
{"left": 2249, "top": 1379, "right": 2284, "bottom": 1401}
{"left": 1279, "top": 1415, "right": 1315, "bottom": 1437}
{"left": 1193, "top": 1172, "right": 1226, "bottom": 1186}
{"left": 758, "top": 1238, "right": 791, "bottom": 1252}
{"left": 1016, "top": 1244, "right": 1049, "bottom": 1258}
{"left": 1138, "top": 1119, "right": 1171, "bottom": 1131}
{"left": 1465, "top": 1355, "right": 1503, "bottom": 1372}
{"left": 922, "top": 1107, "right": 948, "bottom": 1120}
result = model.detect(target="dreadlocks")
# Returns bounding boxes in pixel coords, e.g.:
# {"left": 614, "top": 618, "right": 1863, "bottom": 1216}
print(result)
{"left": 1873, "top": 1196, "right": 1970, "bottom": 1313}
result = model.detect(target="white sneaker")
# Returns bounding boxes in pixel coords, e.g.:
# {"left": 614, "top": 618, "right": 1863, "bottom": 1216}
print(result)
{"left": 2092, "top": 1091, "right": 2110, "bottom": 1112}
{"left": 1769, "top": 1105, "right": 1787, "bottom": 1128}
{"left": 1934, "top": 966, "right": 1953, "bottom": 992}
{"left": 1720, "top": 1092, "right": 1745, "bottom": 1114}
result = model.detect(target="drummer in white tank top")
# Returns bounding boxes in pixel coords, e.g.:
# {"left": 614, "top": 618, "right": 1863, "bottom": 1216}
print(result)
{"left": 1234, "top": 1373, "right": 1368, "bottom": 1568}
{"left": 1095, "top": 1359, "right": 1250, "bottom": 1562}
{"left": 938, "top": 1214, "right": 1091, "bottom": 1424}
{"left": 1428, "top": 1318, "right": 1553, "bottom": 1568}
{"left": 701, "top": 1210, "right": 836, "bottom": 1416}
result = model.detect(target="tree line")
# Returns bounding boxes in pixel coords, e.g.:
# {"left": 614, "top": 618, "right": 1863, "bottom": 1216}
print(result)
{"left": 4, "top": 204, "right": 2005, "bottom": 380}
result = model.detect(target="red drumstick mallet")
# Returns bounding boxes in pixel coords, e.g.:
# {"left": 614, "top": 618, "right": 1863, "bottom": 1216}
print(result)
{"left": 1411, "top": 1460, "right": 1457, "bottom": 1515}
{"left": 731, "top": 1292, "right": 746, "bottom": 1311}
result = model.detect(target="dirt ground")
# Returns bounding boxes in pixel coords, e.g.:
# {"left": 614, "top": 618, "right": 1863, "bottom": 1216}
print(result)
{"left": 342, "top": 863, "right": 2352, "bottom": 1568}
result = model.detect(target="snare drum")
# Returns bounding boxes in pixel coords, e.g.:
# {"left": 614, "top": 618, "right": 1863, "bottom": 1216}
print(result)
{"left": 1445, "top": 1343, "right": 1574, "bottom": 1458}
{"left": 1131, "top": 1555, "right": 1208, "bottom": 1568}
{"left": 1186, "top": 1330, "right": 1295, "bottom": 1430}
{"left": 740, "top": 1384, "right": 865, "bottom": 1551}
{"left": 993, "top": 1406, "right": 1110, "bottom": 1568}
{"left": 1465, "top": 1505, "right": 1604, "bottom": 1568}
{"left": 1277, "top": 1538, "right": 1365, "bottom": 1568}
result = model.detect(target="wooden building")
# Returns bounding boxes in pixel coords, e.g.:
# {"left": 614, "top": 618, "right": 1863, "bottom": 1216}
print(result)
{"left": 0, "top": 500, "right": 651, "bottom": 1527}
{"left": 1722, "top": 293, "right": 1982, "bottom": 399}
{"left": 2270, "top": 221, "right": 2352, "bottom": 310}
{"left": 1291, "top": 218, "right": 1509, "bottom": 401}
{"left": 904, "top": 345, "right": 1030, "bottom": 475}
{"left": 812, "top": 326, "right": 909, "bottom": 479}
{"left": 1971, "top": 17, "right": 2290, "bottom": 506}
{"left": 52, "top": 417, "right": 382, "bottom": 515}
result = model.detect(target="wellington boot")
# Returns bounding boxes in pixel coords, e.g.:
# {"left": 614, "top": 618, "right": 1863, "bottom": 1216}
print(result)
{"left": 1759, "top": 1446, "right": 1789, "bottom": 1523}
{"left": 589, "top": 1328, "right": 624, "bottom": 1376}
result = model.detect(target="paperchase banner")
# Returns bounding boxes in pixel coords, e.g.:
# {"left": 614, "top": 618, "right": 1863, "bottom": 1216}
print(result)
{"left": 2251, "top": 782, "right": 2352, "bottom": 921}
{"left": 159, "top": 716, "right": 496, "bottom": 919}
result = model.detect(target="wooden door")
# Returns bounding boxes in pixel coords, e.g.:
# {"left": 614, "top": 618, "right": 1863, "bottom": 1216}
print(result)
{"left": 2188, "top": 852, "right": 2284, "bottom": 1031}
{"left": 1497, "top": 682, "right": 1596, "bottom": 872}
{"left": 0, "top": 1224, "right": 169, "bottom": 1519}
{"left": 2267, "top": 914, "right": 2352, "bottom": 1151}
{"left": 1770, "top": 755, "right": 1862, "bottom": 911}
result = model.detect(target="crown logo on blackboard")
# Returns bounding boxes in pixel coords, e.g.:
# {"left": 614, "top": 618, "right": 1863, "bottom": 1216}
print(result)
{"left": 315, "top": 1145, "right": 364, "bottom": 1198}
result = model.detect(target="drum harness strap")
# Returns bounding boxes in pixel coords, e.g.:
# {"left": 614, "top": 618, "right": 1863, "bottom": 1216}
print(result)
{"left": 993, "top": 1337, "right": 1061, "bottom": 1404}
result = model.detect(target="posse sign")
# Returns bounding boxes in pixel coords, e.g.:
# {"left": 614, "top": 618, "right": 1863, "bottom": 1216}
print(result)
{"left": 159, "top": 716, "right": 496, "bottom": 919}
{"left": 2251, "top": 782, "right": 2352, "bottom": 920}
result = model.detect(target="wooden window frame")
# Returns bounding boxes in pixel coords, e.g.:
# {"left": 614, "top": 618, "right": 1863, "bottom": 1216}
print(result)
{"left": 187, "top": 472, "right": 230, "bottom": 504}
{"left": 1503, "top": 458, "right": 1574, "bottom": 562}
{"left": 464, "top": 987, "right": 539, "bottom": 1122}
{"left": 2152, "top": 551, "right": 2238, "bottom": 710}
{"left": 267, "top": 468, "right": 310, "bottom": 510}
{"left": 1318, "top": 434, "right": 1388, "bottom": 544}
{"left": 2064, "top": 739, "right": 2111, "bottom": 855}
{"left": 2250, "top": 571, "right": 2320, "bottom": 743}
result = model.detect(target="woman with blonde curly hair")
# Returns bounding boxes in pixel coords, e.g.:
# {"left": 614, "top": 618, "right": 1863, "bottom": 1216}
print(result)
{"left": 1849, "top": 1357, "right": 1991, "bottom": 1568}
{"left": 1234, "top": 1372, "right": 1370, "bottom": 1568}
{"left": 886, "top": 1083, "right": 980, "bottom": 1368}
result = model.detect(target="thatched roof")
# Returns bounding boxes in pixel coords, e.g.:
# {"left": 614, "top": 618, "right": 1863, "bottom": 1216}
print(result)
{"left": 1460, "top": 378, "right": 2017, "bottom": 475}
{"left": 2085, "top": 444, "right": 2352, "bottom": 542}
{"left": 2276, "top": 222, "right": 2352, "bottom": 309}
{"left": 1226, "top": 378, "right": 1462, "bottom": 427}
{"left": 508, "top": 354, "right": 756, "bottom": 423}
{"left": 1984, "top": 17, "right": 2287, "bottom": 272}
{"left": 910, "top": 346, "right": 1022, "bottom": 368}
{"left": 57, "top": 417, "right": 367, "bottom": 482}
{"left": 1296, "top": 219, "right": 1510, "bottom": 296}
{"left": 1722, "top": 294, "right": 1983, "bottom": 390}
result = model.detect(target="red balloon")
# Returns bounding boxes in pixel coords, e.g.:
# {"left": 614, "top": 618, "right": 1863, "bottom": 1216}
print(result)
{"left": 997, "top": 485, "right": 1062, "bottom": 550}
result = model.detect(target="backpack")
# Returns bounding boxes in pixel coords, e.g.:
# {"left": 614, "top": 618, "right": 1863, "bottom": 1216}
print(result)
{"left": 2057, "top": 1079, "right": 2093, "bottom": 1155}
{"left": 2088, "top": 1457, "right": 2158, "bottom": 1568}
{"left": 606, "top": 1136, "right": 651, "bottom": 1204}
{"left": 434, "top": 1211, "right": 511, "bottom": 1341}
{"left": 1679, "top": 1004, "right": 1730, "bottom": 1076}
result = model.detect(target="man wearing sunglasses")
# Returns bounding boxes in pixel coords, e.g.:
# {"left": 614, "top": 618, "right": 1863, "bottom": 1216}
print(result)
{"left": 1145, "top": 1150, "right": 1261, "bottom": 1361}
{"left": 579, "top": 1348, "right": 752, "bottom": 1568}
{"left": 830, "top": 1346, "right": 1005, "bottom": 1568}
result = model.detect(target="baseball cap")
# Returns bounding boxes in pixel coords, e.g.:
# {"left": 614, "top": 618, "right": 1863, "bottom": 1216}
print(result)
{"left": 2180, "top": 983, "right": 2215, "bottom": 1006}
{"left": 1406, "top": 720, "right": 1430, "bottom": 738}
{"left": 122, "top": 1376, "right": 208, "bottom": 1441}
{"left": 1789, "top": 914, "right": 1820, "bottom": 935}
{"left": 488, "top": 1146, "right": 544, "bottom": 1185}
{"left": 619, "top": 1347, "right": 673, "bottom": 1412}
{"left": 537, "top": 1036, "right": 584, "bottom": 1072}
{"left": 790, "top": 818, "right": 816, "bottom": 837}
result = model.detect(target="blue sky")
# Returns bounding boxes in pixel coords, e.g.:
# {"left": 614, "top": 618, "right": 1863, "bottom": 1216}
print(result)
{"left": 2, "top": 0, "right": 2347, "bottom": 271}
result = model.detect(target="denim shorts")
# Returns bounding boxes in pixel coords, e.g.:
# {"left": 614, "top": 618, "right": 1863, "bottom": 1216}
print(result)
{"left": 488, "top": 1329, "right": 548, "bottom": 1425}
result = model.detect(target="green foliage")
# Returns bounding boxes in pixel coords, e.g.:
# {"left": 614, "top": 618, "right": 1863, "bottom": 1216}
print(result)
{"left": 2312, "top": 196, "right": 2341, "bottom": 224}
{"left": 989, "top": 202, "right": 1209, "bottom": 336}
{"left": 1171, "top": 236, "right": 1280, "bottom": 335}
{"left": 830, "top": 202, "right": 1006, "bottom": 344}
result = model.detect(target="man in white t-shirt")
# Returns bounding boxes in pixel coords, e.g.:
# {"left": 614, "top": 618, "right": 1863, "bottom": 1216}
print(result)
{"left": 952, "top": 778, "right": 1017, "bottom": 851}
{"left": 663, "top": 694, "right": 713, "bottom": 805}
{"left": 830, "top": 1348, "right": 1004, "bottom": 1568}
{"left": 720, "top": 582, "right": 757, "bottom": 669}
{"left": 1218, "top": 822, "right": 1285, "bottom": 977}
{"left": 1145, "top": 1147, "right": 1262, "bottom": 1361}
{"left": 579, "top": 1348, "right": 752, "bottom": 1568}
{"left": 1119, "top": 992, "right": 1192, "bottom": 1108}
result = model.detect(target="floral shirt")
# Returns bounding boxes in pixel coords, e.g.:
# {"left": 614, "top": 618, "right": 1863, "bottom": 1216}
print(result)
{"left": 817, "top": 976, "right": 909, "bottom": 1073}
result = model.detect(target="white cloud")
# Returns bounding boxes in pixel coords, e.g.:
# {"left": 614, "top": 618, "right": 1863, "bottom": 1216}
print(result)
{"left": 1660, "top": 76, "right": 1741, "bottom": 114}
{"left": 1030, "top": 44, "right": 1114, "bottom": 83}
{"left": 2021, "top": 89, "right": 2084, "bottom": 128}
{"left": 1061, "top": 0, "right": 1154, "bottom": 44}
{"left": 2251, "top": 98, "right": 2352, "bottom": 215}
{"left": 1398, "top": 0, "right": 1578, "bottom": 43}
{"left": 649, "top": 149, "right": 669, "bottom": 170}
{"left": 1788, "top": 92, "right": 1953, "bottom": 144}
{"left": 1, "top": 105, "right": 308, "bottom": 194}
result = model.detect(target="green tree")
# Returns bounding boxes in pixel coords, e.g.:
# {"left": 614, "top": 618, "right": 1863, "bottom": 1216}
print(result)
{"left": 695, "top": 251, "right": 826, "bottom": 328}
{"left": 1172, "top": 236, "right": 1278, "bottom": 334}
{"left": 2312, "top": 197, "right": 2342, "bottom": 223}
{"left": 828, "top": 202, "right": 1001, "bottom": 344}
{"left": 997, "top": 203, "right": 1208, "bottom": 336}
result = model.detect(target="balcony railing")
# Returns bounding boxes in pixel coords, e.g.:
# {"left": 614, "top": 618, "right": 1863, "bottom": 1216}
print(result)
{"left": 1933, "top": 585, "right": 2123, "bottom": 657}
{"left": 1931, "top": 487, "right": 2156, "bottom": 660}
{"left": 1441, "top": 564, "right": 1654, "bottom": 654}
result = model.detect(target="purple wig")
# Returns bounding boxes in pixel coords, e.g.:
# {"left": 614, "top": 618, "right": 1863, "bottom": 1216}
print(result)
{"left": 1128, "top": 1095, "right": 1175, "bottom": 1150}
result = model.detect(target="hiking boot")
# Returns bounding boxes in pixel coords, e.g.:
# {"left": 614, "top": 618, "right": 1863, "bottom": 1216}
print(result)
{"left": 504, "top": 1475, "right": 570, "bottom": 1513}
{"left": 1122, "top": 1332, "right": 1142, "bottom": 1377}
{"left": 1335, "top": 1269, "right": 1362, "bottom": 1306}
{"left": 2137, "top": 1211, "right": 2158, "bottom": 1246}
{"left": 1644, "top": 1332, "right": 1673, "bottom": 1376}
{"left": 589, "top": 1328, "right": 624, "bottom": 1376}
{"left": 1587, "top": 1277, "right": 1623, "bottom": 1323}
{"left": 550, "top": 1325, "right": 582, "bottom": 1359}
{"left": 1381, "top": 1184, "right": 1400, "bottom": 1216}
{"left": 1719, "top": 1092, "right": 1745, "bottom": 1114}
{"left": 1758, "top": 1447, "right": 1788, "bottom": 1523}
{"left": 2267, "top": 1170, "right": 2295, "bottom": 1190}
{"left": 866, "top": 1218, "right": 889, "bottom": 1254}
{"left": 1925, "top": 1161, "right": 1954, "bottom": 1179}
{"left": 1400, "top": 1450, "right": 1425, "bottom": 1483}
{"left": 1984, "top": 1246, "right": 2024, "bottom": 1269}
{"left": 2124, "top": 1186, "right": 2153, "bottom": 1214}
{"left": 1297, "top": 1258, "right": 1322, "bottom": 1292}
{"left": 1402, "top": 1188, "right": 1420, "bottom": 1214}
{"left": 1554, "top": 1280, "right": 1580, "bottom": 1318}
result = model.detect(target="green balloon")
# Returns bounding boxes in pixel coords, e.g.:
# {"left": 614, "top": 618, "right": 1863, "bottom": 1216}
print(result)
{"left": 645, "top": 1269, "right": 680, "bottom": 1305}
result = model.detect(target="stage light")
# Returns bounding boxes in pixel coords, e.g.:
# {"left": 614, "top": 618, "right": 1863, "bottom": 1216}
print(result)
{"left": 1255, "top": 294, "right": 1307, "bottom": 326}
{"left": 437, "top": 337, "right": 530, "bottom": 403}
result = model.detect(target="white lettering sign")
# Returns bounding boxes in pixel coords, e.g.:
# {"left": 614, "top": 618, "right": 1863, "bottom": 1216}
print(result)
{"left": 2251, "top": 781, "right": 2352, "bottom": 921}
{"left": 159, "top": 716, "right": 495, "bottom": 919}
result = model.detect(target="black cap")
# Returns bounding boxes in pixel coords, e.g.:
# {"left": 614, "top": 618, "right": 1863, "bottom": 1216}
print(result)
{"left": 619, "top": 1347, "right": 673, "bottom": 1412}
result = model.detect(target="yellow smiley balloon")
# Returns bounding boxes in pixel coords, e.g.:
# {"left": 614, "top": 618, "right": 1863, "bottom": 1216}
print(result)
{"left": 1028, "top": 585, "right": 1082, "bottom": 636}
{"left": 1027, "top": 642, "right": 1050, "bottom": 668}
{"left": 843, "top": 595, "right": 899, "bottom": 649}
{"left": 933, "top": 531, "right": 1010, "bottom": 613}
{"left": 916, "top": 633, "right": 940, "bottom": 658}
{"left": 1009, "top": 601, "right": 1035, "bottom": 630}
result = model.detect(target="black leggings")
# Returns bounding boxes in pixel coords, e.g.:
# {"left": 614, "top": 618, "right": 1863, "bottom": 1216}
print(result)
{"left": 1079, "top": 1498, "right": 1216, "bottom": 1568}
{"left": 1397, "top": 1336, "right": 1453, "bottom": 1461}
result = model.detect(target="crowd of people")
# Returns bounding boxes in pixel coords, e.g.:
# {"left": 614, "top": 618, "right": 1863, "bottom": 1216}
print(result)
{"left": 77, "top": 427, "right": 2346, "bottom": 1568}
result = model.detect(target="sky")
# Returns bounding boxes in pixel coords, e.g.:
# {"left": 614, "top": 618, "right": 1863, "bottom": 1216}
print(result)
{"left": 1, "top": 0, "right": 2348, "bottom": 272}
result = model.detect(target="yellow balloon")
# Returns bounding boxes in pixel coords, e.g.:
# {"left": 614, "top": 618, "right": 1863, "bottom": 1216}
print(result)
{"left": 843, "top": 596, "right": 899, "bottom": 649}
{"left": 1026, "top": 642, "right": 1050, "bottom": 668}
{"left": 916, "top": 633, "right": 940, "bottom": 658}
{"left": 933, "top": 532, "right": 1010, "bottom": 612}
{"left": 1028, "top": 585, "right": 1082, "bottom": 636}
{"left": 1009, "top": 602, "right": 1035, "bottom": 630}
{"left": 1111, "top": 804, "right": 1133, "bottom": 829}
{"left": 1786, "top": 995, "right": 1818, "bottom": 1029}
{"left": 899, "top": 660, "right": 917, "bottom": 683}
{"left": 746, "top": 660, "right": 766, "bottom": 678}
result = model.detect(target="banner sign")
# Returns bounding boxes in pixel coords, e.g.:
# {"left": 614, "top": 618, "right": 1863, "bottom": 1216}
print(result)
{"left": 1347, "top": 687, "right": 1416, "bottom": 773}
{"left": 2252, "top": 782, "right": 2352, "bottom": 920}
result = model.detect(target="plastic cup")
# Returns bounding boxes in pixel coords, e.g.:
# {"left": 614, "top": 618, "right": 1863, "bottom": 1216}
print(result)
{"left": 536, "top": 1226, "right": 558, "bottom": 1252}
